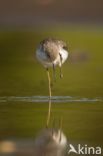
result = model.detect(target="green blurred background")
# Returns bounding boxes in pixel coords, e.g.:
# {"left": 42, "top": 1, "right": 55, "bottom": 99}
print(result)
{"left": 0, "top": 0, "right": 103, "bottom": 153}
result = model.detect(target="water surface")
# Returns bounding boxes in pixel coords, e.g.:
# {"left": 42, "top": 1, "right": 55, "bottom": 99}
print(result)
{"left": 0, "top": 96, "right": 102, "bottom": 103}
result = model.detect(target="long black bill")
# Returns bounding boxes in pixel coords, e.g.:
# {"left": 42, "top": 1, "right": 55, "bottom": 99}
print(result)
{"left": 59, "top": 53, "right": 63, "bottom": 78}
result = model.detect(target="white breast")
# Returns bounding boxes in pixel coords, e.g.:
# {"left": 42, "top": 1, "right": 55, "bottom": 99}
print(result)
{"left": 36, "top": 47, "right": 68, "bottom": 68}
{"left": 59, "top": 48, "right": 69, "bottom": 66}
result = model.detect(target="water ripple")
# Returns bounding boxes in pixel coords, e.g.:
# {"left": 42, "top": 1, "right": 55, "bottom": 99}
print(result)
{"left": 0, "top": 96, "right": 102, "bottom": 103}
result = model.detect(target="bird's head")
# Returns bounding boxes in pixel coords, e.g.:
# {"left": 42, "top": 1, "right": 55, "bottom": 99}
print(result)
{"left": 58, "top": 40, "right": 68, "bottom": 51}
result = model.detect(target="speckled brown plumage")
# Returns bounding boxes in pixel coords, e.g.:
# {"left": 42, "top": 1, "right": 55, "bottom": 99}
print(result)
{"left": 40, "top": 38, "right": 68, "bottom": 62}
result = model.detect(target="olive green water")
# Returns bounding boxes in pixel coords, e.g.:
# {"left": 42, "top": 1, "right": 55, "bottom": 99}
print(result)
{"left": 0, "top": 26, "right": 103, "bottom": 146}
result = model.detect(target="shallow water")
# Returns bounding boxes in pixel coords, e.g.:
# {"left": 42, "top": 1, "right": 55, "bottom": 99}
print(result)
{"left": 0, "top": 96, "right": 102, "bottom": 103}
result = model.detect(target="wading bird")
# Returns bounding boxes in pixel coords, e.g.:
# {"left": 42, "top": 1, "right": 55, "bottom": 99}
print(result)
{"left": 36, "top": 38, "right": 69, "bottom": 127}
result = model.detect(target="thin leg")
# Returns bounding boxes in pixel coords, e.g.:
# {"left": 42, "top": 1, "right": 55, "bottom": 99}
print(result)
{"left": 46, "top": 68, "right": 52, "bottom": 128}
{"left": 59, "top": 54, "right": 63, "bottom": 78}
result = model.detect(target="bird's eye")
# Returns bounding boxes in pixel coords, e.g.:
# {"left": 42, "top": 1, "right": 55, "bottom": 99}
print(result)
{"left": 63, "top": 46, "right": 68, "bottom": 50}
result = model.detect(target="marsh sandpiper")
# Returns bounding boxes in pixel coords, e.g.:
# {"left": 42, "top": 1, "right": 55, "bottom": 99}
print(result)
{"left": 36, "top": 38, "right": 69, "bottom": 127}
